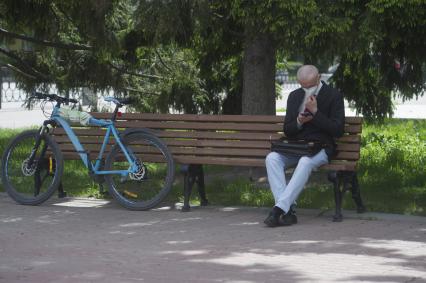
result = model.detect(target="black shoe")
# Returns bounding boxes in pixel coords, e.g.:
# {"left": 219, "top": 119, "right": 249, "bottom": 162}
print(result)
{"left": 264, "top": 212, "right": 281, "bottom": 227}
{"left": 264, "top": 206, "right": 283, "bottom": 227}
{"left": 289, "top": 205, "right": 298, "bottom": 224}
{"left": 279, "top": 213, "right": 297, "bottom": 226}
{"left": 280, "top": 212, "right": 297, "bottom": 226}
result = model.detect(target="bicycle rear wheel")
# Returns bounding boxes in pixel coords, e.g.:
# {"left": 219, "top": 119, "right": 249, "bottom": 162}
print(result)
{"left": 104, "top": 131, "right": 174, "bottom": 210}
{"left": 1, "top": 130, "right": 63, "bottom": 205}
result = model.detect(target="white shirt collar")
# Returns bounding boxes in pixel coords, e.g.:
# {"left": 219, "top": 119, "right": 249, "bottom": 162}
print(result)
{"left": 298, "top": 81, "right": 324, "bottom": 113}
{"left": 314, "top": 80, "right": 323, "bottom": 96}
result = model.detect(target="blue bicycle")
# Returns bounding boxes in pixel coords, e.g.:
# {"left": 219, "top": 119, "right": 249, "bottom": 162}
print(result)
{"left": 1, "top": 92, "right": 175, "bottom": 210}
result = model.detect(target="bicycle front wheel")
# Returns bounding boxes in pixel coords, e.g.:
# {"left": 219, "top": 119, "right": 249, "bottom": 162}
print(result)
{"left": 104, "top": 131, "right": 175, "bottom": 210}
{"left": 1, "top": 130, "right": 64, "bottom": 205}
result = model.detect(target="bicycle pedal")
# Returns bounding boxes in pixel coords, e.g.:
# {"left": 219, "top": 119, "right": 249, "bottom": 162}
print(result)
{"left": 123, "top": 190, "right": 138, "bottom": 198}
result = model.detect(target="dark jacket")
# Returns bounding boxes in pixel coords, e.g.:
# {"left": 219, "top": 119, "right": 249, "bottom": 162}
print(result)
{"left": 283, "top": 82, "right": 345, "bottom": 159}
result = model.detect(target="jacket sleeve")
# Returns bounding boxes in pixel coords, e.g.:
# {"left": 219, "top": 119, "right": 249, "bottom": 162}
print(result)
{"left": 283, "top": 92, "right": 301, "bottom": 138}
{"left": 310, "top": 90, "right": 345, "bottom": 138}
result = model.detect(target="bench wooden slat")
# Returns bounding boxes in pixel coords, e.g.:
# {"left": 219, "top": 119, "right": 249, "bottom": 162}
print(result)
{"left": 91, "top": 113, "right": 363, "bottom": 125}
{"left": 60, "top": 152, "right": 357, "bottom": 171}
{"left": 114, "top": 121, "right": 281, "bottom": 132}
{"left": 321, "top": 162, "right": 357, "bottom": 171}
{"left": 54, "top": 136, "right": 360, "bottom": 152}
{"left": 57, "top": 144, "right": 360, "bottom": 161}
{"left": 92, "top": 113, "right": 285, "bottom": 123}
{"left": 112, "top": 121, "right": 361, "bottom": 134}
{"left": 167, "top": 147, "right": 359, "bottom": 161}
{"left": 338, "top": 135, "right": 361, "bottom": 143}
{"left": 53, "top": 129, "right": 361, "bottom": 143}
{"left": 60, "top": 152, "right": 356, "bottom": 171}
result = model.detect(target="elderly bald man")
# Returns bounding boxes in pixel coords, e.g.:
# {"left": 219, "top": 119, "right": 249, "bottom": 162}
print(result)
{"left": 264, "top": 65, "right": 345, "bottom": 227}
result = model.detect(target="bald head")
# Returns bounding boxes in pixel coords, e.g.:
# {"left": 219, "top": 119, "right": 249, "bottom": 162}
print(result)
{"left": 297, "top": 65, "right": 320, "bottom": 88}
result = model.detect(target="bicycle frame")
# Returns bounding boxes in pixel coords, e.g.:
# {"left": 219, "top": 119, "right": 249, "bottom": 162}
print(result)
{"left": 46, "top": 105, "right": 137, "bottom": 177}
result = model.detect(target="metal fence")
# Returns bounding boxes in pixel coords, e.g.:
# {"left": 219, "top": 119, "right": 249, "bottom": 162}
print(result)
{"left": 0, "top": 72, "right": 301, "bottom": 109}
{"left": 1, "top": 77, "right": 27, "bottom": 104}
{"left": 0, "top": 67, "right": 105, "bottom": 109}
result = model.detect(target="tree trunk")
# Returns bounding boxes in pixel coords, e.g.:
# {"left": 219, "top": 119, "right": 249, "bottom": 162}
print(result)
{"left": 242, "top": 33, "right": 276, "bottom": 115}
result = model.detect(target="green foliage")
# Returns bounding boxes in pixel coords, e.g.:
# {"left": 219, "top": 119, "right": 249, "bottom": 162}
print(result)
{"left": 331, "top": 0, "right": 426, "bottom": 120}
{"left": 1, "top": 0, "right": 425, "bottom": 118}
{"left": 359, "top": 119, "right": 426, "bottom": 188}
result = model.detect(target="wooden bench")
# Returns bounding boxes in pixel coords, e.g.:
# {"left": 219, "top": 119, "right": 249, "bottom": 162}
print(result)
{"left": 52, "top": 113, "right": 365, "bottom": 221}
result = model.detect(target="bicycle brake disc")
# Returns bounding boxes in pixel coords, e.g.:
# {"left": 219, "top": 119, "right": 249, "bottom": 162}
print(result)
{"left": 21, "top": 158, "right": 37, "bottom": 176}
{"left": 129, "top": 160, "right": 147, "bottom": 181}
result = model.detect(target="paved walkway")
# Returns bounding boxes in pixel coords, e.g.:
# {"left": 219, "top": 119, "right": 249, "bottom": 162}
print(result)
{"left": 0, "top": 193, "right": 425, "bottom": 283}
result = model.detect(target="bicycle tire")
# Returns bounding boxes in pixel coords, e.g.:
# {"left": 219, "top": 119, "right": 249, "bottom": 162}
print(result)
{"left": 104, "top": 131, "right": 174, "bottom": 210}
{"left": 1, "top": 130, "right": 64, "bottom": 205}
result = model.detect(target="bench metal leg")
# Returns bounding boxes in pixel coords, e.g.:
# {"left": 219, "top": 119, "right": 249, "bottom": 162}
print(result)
{"left": 328, "top": 171, "right": 343, "bottom": 222}
{"left": 350, "top": 173, "right": 365, "bottom": 213}
{"left": 181, "top": 164, "right": 208, "bottom": 212}
{"left": 196, "top": 166, "right": 208, "bottom": 206}
{"left": 328, "top": 171, "right": 365, "bottom": 222}
{"left": 57, "top": 182, "right": 67, "bottom": 198}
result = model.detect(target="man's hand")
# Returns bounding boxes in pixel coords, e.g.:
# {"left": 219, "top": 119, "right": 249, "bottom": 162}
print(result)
{"left": 297, "top": 112, "right": 313, "bottom": 124}
{"left": 305, "top": 95, "right": 318, "bottom": 114}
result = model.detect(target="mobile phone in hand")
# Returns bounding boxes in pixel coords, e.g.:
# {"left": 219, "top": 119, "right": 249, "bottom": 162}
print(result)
{"left": 301, "top": 111, "right": 312, "bottom": 117}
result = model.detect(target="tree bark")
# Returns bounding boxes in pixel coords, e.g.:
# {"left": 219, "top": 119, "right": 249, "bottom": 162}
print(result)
{"left": 242, "top": 33, "right": 276, "bottom": 115}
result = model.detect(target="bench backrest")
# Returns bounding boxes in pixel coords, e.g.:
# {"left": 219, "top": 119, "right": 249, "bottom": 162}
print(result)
{"left": 52, "top": 113, "right": 362, "bottom": 171}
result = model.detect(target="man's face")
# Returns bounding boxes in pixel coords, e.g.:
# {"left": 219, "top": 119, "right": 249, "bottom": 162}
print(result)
{"left": 299, "top": 75, "right": 320, "bottom": 96}
{"left": 299, "top": 75, "right": 320, "bottom": 89}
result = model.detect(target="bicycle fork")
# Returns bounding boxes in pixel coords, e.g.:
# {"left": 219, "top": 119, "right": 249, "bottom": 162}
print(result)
{"left": 26, "top": 126, "right": 47, "bottom": 168}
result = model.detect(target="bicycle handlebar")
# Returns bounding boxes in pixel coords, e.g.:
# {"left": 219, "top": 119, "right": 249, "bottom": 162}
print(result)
{"left": 31, "top": 91, "right": 78, "bottom": 104}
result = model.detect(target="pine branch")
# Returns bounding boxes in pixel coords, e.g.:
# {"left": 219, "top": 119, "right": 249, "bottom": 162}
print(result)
{"left": 124, "top": 87, "right": 160, "bottom": 96}
{"left": 109, "top": 63, "right": 164, "bottom": 79}
{"left": 0, "top": 47, "right": 50, "bottom": 80}
{"left": 2, "top": 63, "right": 37, "bottom": 79}
{"left": 0, "top": 27, "right": 93, "bottom": 50}
{"left": 154, "top": 49, "right": 173, "bottom": 72}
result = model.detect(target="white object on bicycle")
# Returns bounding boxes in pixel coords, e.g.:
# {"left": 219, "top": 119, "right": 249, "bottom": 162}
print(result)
{"left": 58, "top": 106, "right": 92, "bottom": 126}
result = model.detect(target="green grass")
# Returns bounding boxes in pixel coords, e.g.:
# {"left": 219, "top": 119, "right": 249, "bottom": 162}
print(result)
{"left": 1, "top": 119, "right": 425, "bottom": 216}
{"left": 0, "top": 128, "right": 101, "bottom": 197}
{"left": 176, "top": 172, "right": 426, "bottom": 216}
{"left": 61, "top": 160, "right": 103, "bottom": 197}
{"left": 0, "top": 129, "right": 21, "bottom": 154}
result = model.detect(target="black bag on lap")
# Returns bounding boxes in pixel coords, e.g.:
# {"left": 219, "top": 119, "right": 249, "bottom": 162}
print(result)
{"left": 270, "top": 138, "right": 324, "bottom": 157}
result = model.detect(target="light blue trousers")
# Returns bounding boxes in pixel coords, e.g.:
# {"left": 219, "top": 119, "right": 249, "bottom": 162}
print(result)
{"left": 265, "top": 149, "right": 328, "bottom": 213}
